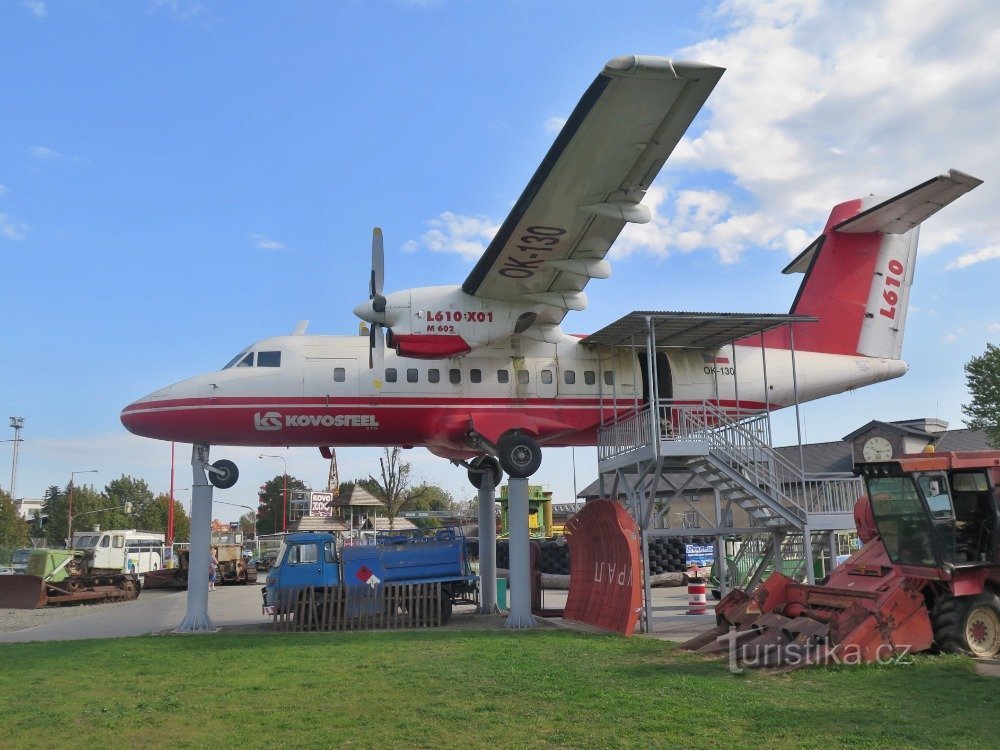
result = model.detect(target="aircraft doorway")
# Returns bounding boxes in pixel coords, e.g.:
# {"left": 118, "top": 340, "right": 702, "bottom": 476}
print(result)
{"left": 638, "top": 351, "right": 672, "bottom": 404}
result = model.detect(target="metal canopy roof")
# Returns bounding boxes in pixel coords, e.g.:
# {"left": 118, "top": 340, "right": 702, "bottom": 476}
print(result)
{"left": 579, "top": 311, "right": 818, "bottom": 349}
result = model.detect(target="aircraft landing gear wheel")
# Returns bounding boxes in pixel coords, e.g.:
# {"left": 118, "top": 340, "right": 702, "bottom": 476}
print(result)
{"left": 209, "top": 459, "right": 239, "bottom": 489}
{"left": 467, "top": 455, "right": 502, "bottom": 489}
{"left": 933, "top": 592, "right": 1000, "bottom": 658}
{"left": 496, "top": 432, "right": 542, "bottom": 479}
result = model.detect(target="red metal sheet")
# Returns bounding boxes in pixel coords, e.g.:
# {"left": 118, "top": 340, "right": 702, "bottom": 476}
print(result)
{"left": 563, "top": 499, "right": 642, "bottom": 635}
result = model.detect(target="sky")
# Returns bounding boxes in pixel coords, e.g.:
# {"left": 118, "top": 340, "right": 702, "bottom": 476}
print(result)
{"left": 2, "top": 0, "right": 998, "bottom": 522}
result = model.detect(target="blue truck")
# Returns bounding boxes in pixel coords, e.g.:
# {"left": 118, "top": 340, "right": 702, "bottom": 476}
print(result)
{"left": 263, "top": 529, "right": 478, "bottom": 624}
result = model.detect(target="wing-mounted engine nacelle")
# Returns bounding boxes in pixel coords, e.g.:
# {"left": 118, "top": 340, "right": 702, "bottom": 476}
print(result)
{"left": 355, "top": 285, "right": 542, "bottom": 360}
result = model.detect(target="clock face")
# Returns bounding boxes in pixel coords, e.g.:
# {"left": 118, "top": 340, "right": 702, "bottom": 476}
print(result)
{"left": 862, "top": 436, "right": 893, "bottom": 461}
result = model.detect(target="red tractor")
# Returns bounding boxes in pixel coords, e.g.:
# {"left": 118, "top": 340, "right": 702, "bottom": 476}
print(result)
{"left": 683, "top": 451, "right": 1000, "bottom": 668}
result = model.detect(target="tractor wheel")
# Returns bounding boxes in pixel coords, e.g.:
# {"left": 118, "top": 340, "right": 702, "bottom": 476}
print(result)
{"left": 496, "top": 432, "right": 542, "bottom": 478}
{"left": 209, "top": 459, "right": 239, "bottom": 489}
{"left": 467, "top": 455, "right": 502, "bottom": 490}
{"left": 933, "top": 592, "right": 1000, "bottom": 658}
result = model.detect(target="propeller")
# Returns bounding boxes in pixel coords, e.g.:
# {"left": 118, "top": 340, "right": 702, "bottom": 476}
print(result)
{"left": 367, "top": 227, "right": 386, "bottom": 373}
{"left": 370, "top": 227, "right": 386, "bottom": 313}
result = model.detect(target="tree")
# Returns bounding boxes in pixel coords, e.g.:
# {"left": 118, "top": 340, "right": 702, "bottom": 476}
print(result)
{"left": 0, "top": 489, "right": 29, "bottom": 559}
{"left": 255, "top": 474, "right": 309, "bottom": 536}
{"left": 962, "top": 343, "right": 1000, "bottom": 447}
{"left": 133, "top": 493, "right": 191, "bottom": 542}
{"left": 366, "top": 448, "right": 428, "bottom": 529}
{"left": 239, "top": 512, "right": 256, "bottom": 539}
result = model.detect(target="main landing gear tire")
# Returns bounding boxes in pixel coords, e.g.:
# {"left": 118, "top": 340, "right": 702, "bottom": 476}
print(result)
{"left": 467, "top": 455, "right": 502, "bottom": 490}
{"left": 933, "top": 592, "right": 1000, "bottom": 658}
{"left": 496, "top": 432, "right": 542, "bottom": 479}
{"left": 209, "top": 459, "right": 239, "bottom": 490}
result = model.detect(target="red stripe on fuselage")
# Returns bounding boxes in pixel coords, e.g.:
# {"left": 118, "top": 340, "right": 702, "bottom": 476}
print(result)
{"left": 121, "top": 395, "right": 768, "bottom": 449}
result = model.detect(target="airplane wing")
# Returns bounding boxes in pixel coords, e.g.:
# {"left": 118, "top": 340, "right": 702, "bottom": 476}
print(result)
{"left": 461, "top": 55, "right": 724, "bottom": 323}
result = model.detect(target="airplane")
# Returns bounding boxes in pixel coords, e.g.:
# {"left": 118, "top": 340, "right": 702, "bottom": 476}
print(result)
{"left": 120, "top": 54, "right": 982, "bottom": 491}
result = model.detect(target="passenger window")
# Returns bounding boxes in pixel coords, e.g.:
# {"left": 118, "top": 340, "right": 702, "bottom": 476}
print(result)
{"left": 428, "top": 369, "right": 440, "bottom": 384}
{"left": 564, "top": 370, "right": 576, "bottom": 385}
{"left": 385, "top": 368, "right": 397, "bottom": 383}
{"left": 100, "top": 535, "right": 110, "bottom": 548}
{"left": 257, "top": 351, "right": 281, "bottom": 367}
{"left": 323, "top": 542, "right": 336, "bottom": 563}
{"left": 237, "top": 353, "right": 254, "bottom": 368}
{"left": 407, "top": 368, "right": 418, "bottom": 383}
{"left": 333, "top": 367, "right": 346, "bottom": 382}
{"left": 584, "top": 371, "right": 596, "bottom": 385}
{"left": 517, "top": 370, "right": 529, "bottom": 385}
{"left": 541, "top": 370, "right": 553, "bottom": 385}
{"left": 113, "top": 535, "right": 124, "bottom": 548}
{"left": 470, "top": 369, "right": 482, "bottom": 383}
{"left": 449, "top": 369, "right": 461, "bottom": 384}
{"left": 497, "top": 370, "right": 509, "bottom": 384}
{"left": 604, "top": 370, "right": 614, "bottom": 386}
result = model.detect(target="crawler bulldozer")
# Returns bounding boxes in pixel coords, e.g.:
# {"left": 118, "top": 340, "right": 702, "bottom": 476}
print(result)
{"left": 683, "top": 451, "right": 1000, "bottom": 668}
{"left": 0, "top": 548, "right": 140, "bottom": 609}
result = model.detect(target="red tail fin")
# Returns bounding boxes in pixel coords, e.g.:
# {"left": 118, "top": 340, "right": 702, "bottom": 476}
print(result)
{"left": 763, "top": 170, "right": 981, "bottom": 357}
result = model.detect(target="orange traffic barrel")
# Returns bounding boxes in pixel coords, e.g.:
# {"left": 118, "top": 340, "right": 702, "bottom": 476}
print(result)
{"left": 687, "top": 577, "right": 708, "bottom": 615}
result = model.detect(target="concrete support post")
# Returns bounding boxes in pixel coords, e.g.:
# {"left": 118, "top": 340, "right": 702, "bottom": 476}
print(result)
{"left": 177, "top": 444, "right": 216, "bottom": 633}
{"left": 828, "top": 530, "right": 839, "bottom": 576}
{"left": 641, "top": 527, "right": 653, "bottom": 633}
{"left": 504, "top": 477, "right": 535, "bottom": 629}
{"left": 477, "top": 473, "right": 498, "bottom": 614}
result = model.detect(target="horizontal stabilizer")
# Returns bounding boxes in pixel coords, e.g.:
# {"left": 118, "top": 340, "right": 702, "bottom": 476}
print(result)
{"left": 834, "top": 169, "right": 982, "bottom": 235}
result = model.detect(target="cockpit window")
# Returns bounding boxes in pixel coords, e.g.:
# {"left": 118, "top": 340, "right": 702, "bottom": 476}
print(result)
{"left": 236, "top": 353, "right": 255, "bottom": 368}
{"left": 223, "top": 350, "right": 251, "bottom": 369}
{"left": 257, "top": 351, "right": 281, "bottom": 367}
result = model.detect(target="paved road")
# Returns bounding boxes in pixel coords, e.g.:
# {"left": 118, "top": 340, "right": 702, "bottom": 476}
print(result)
{"left": 0, "top": 584, "right": 268, "bottom": 643}
{"left": 0, "top": 583, "right": 714, "bottom": 643}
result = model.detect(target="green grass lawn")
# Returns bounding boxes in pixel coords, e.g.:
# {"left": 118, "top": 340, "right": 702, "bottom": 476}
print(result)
{"left": 1, "top": 629, "right": 996, "bottom": 749}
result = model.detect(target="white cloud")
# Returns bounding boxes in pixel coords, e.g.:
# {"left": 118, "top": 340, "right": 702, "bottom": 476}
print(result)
{"left": 24, "top": 0, "right": 45, "bottom": 17}
{"left": 149, "top": 0, "right": 205, "bottom": 20}
{"left": 404, "top": 211, "right": 500, "bottom": 261}
{"left": 1, "top": 212, "right": 28, "bottom": 240}
{"left": 943, "top": 328, "right": 965, "bottom": 344}
{"left": 249, "top": 233, "right": 287, "bottom": 251}
{"left": 945, "top": 245, "right": 1000, "bottom": 270}
{"left": 544, "top": 116, "right": 567, "bottom": 135}
{"left": 0, "top": 183, "right": 8, "bottom": 194}
{"left": 30, "top": 146, "right": 60, "bottom": 159}
{"left": 658, "top": 0, "right": 999, "bottom": 263}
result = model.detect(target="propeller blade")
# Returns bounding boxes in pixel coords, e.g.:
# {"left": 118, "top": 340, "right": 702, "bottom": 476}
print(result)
{"left": 371, "top": 227, "right": 386, "bottom": 312}
{"left": 373, "top": 323, "right": 385, "bottom": 375}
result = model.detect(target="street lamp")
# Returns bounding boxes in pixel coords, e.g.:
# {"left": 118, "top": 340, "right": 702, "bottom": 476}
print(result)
{"left": 215, "top": 500, "right": 257, "bottom": 541}
{"left": 259, "top": 454, "right": 288, "bottom": 533}
{"left": 67, "top": 469, "right": 98, "bottom": 545}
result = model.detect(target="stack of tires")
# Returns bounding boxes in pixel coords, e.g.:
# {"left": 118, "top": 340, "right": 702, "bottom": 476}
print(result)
{"left": 486, "top": 536, "right": 713, "bottom": 575}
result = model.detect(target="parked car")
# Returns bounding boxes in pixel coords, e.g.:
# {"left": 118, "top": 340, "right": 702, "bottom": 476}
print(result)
{"left": 11, "top": 548, "right": 31, "bottom": 574}
{"left": 253, "top": 550, "right": 279, "bottom": 571}
{"left": 0, "top": 565, "right": 15, "bottom": 575}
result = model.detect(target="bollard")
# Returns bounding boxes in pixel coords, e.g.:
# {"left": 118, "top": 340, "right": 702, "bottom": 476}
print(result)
{"left": 687, "top": 576, "right": 708, "bottom": 615}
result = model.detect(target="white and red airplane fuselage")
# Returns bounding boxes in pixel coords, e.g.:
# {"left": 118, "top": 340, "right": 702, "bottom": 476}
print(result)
{"left": 120, "top": 328, "right": 906, "bottom": 460}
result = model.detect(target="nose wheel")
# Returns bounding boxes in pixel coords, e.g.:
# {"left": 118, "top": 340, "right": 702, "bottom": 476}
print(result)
{"left": 208, "top": 459, "right": 239, "bottom": 490}
{"left": 467, "top": 455, "right": 502, "bottom": 489}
